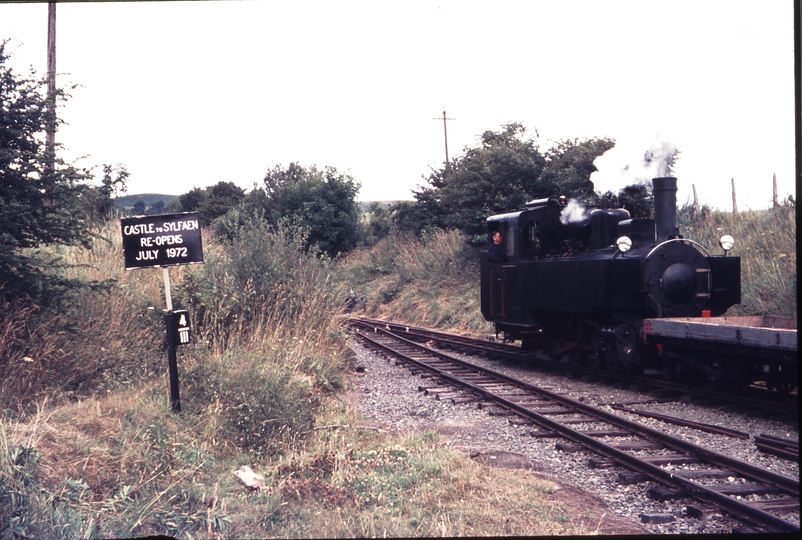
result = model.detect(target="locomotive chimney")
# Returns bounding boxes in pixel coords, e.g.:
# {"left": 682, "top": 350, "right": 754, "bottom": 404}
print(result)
{"left": 653, "top": 177, "right": 679, "bottom": 241}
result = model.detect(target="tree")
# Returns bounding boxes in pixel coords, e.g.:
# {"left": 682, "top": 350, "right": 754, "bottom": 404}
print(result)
{"left": 149, "top": 199, "right": 165, "bottom": 214}
{"left": 0, "top": 41, "right": 95, "bottom": 303}
{"left": 81, "top": 163, "right": 129, "bottom": 224}
{"left": 172, "top": 182, "right": 245, "bottom": 225}
{"left": 390, "top": 200, "right": 431, "bottom": 235}
{"left": 408, "top": 123, "right": 614, "bottom": 242}
{"left": 616, "top": 183, "right": 653, "bottom": 218}
{"left": 212, "top": 164, "right": 361, "bottom": 257}
{"left": 200, "top": 181, "right": 245, "bottom": 224}
{"left": 541, "top": 137, "right": 614, "bottom": 205}
{"left": 260, "top": 164, "right": 361, "bottom": 257}
{"left": 359, "top": 202, "right": 393, "bottom": 246}
{"left": 413, "top": 123, "right": 546, "bottom": 238}
{"left": 176, "top": 187, "right": 206, "bottom": 214}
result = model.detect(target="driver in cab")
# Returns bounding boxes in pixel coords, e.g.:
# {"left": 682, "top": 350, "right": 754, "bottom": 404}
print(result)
{"left": 488, "top": 230, "right": 505, "bottom": 263}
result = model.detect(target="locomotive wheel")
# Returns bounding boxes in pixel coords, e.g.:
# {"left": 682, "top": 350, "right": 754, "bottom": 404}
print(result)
{"left": 558, "top": 346, "right": 585, "bottom": 365}
{"left": 768, "top": 380, "right": 798, "bottom": 394}
{"left": 765, "top": 364, "right": 797, "bottom": 394}
{"left": 543, "top": 340, "right": 561, "bottom": 362}
{"left": 586, "top": 354, "right": 603, "bottom": 370}
{"left": 554, "top": 318, "right": 593, "bottom": 366}
{"left": 595, "top": 348, "right": 621, "bottom": 372}
{"left": 605, "top": 357, "right": 622, "bottom": 373}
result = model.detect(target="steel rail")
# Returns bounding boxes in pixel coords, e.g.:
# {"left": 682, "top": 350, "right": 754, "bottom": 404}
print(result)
{"left": 610, "top": 406, "right": 751, "bottom": 439}
{"left": 353, "top": 325, "right": 799, "bottom": 533}
{"left": 348, "top": 317, "right": 798, "bottom": 416}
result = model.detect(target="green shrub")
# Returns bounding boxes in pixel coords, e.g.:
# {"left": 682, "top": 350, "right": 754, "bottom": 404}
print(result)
{"left": 178, "top": 217, "right": 338, "bottom": 349}
{"left": 182, "top": 351, "right": 316, "bottom": 457}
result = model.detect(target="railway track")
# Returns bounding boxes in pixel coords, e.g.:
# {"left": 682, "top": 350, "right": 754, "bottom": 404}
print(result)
{"left": 349, "top": 316, "right": 799, "bottom": 418}
{"left": 349, "top": 318, "right": 799, "bottom": 533}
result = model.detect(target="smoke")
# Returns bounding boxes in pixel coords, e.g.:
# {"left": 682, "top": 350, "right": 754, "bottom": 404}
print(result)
{"left": 590, "top": 133, "right": 680, "bottom": 196}
{"left": 560, "top": 198, "right": 589, "bottom": 224}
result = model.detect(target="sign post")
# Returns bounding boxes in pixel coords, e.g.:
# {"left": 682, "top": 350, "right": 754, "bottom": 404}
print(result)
{"left": 121, "top": 212, "right": 204, "bottom": 412}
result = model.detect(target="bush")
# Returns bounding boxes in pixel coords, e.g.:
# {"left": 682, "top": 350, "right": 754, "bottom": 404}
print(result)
{"left": 182, "top": 351, "right": 317, "bottom": 457}
{"left": 174, "top": 216, "right": 353, "bottom": 455}
{"left": 178, "top": 217, "right": 339, "bottom": 349}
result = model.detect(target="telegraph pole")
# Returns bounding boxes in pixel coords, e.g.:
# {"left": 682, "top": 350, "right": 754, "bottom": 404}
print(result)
{"left": 45, "top": 3, "right": 56, "bottom": 174}
{"left": 433, "top": 109, "right": 454, "bottom": 172}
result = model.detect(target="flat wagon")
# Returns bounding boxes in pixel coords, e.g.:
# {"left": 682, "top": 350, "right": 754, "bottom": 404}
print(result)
{"left": 642, "top": 316, "right": 797, "bottom": 392}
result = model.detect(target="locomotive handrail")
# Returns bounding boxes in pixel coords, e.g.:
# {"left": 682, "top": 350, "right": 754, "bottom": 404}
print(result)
{"left": 645, "top": 238, "right": 710, "bottom": 259}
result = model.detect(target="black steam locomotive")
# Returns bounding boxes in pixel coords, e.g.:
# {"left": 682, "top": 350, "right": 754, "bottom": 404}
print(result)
{"left": 480, "top": 177, "right": 744, "bottom": 379}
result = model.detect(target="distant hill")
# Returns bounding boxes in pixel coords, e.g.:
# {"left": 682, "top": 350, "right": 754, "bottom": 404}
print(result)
{"left": 357, "top": 201, "right": 401, "bottom": 211}
{"left": 115, "top": 195, "right": 400, "bottom": 213}
{"left": 114, "top": 194, "right": 177, "bottom": 209}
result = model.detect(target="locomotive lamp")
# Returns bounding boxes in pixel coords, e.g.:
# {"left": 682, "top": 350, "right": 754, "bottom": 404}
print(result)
{"left": 719, "top": 234, "right": 735, "bottom": 255}
{"left": 616, "top": 235, "right": 632, "bottom": 253}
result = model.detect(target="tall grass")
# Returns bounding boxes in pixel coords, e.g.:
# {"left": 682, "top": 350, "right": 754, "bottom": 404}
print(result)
{"left": 1, "top": 395, "right": 593, "bottom": 538}
{"left": 1, "top": 214, "right": 352, "bottom": 537}
{"left": 1, "top": 220, "right": 165, "bottom": 411}
{"left": 0, "top": 215, "right": 352, "bottom": 532}
{"left": 679, "top": 203, "right": 796, "bottom": 318}
{"left": 339, "top": 229, "right": 490, "bottom": 334}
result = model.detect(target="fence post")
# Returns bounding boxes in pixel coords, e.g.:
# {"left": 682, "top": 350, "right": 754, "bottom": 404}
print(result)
{"left": 773, "top": 173, "right": 778, "bottom": 208}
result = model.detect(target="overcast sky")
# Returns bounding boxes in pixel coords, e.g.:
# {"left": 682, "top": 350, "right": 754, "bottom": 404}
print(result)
{"left": 2, "top": 0, "right": 796, "bottom": 210}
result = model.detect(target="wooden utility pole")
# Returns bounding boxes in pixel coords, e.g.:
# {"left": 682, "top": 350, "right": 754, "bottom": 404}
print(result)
{"left": 433, "top": 109, "right": 454, "bottom": 172}
{"left": 731, "top": 178, "right": 738, "bottom": 212}
{"left": 45, "top": 3, "right": 56, "bottom": 173}
{"left": 692, "top": 184, "right": 700, "bottom": 213}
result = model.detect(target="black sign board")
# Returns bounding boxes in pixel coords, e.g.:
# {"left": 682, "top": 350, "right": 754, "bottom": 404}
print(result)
{"left": 121, "top": 212, "right": 204, "bottom": 269}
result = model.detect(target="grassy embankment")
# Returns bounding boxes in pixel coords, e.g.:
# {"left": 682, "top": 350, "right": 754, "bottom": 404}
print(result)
{"left": 1, "top": 219, "right": 591, "bottom": 539}
{"left": 678, "top": 204, "right": 796, "bottom": 318}
{"left": 341, "top": 229, "right": 490, "bottom": 334}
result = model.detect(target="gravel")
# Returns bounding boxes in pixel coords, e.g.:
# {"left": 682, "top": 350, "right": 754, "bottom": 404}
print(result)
{"left": 349, "top": 340, "right": 799, "bottom": 534}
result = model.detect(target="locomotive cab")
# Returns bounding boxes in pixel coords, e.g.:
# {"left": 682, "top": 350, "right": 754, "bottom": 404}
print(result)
{"left": 482, "top": 198, "right": 568, "bottom": 331}
{"left": 485, "top": 197, "right": 564, "bottom": 263}
{"left": 481, "top": 195, "right": 649, "bottom": 335}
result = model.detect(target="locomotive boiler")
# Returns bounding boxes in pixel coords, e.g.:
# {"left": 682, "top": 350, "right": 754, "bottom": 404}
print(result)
{"left": 480, "top": 177, "right": 743, "bottom": 377}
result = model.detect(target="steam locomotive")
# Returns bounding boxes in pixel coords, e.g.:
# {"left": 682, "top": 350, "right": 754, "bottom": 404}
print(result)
{"left": 480, "top": 177, "right": 750, "bottom": 383}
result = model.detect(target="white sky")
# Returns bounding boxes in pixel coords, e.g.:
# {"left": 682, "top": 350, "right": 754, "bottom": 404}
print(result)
{"left": 2, "top": 0, "right": 797, "bottom": 210}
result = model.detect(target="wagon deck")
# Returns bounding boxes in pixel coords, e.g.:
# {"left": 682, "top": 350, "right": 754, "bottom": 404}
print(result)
{"left": 643, "top": 316, "right": 797, "bottom": 351}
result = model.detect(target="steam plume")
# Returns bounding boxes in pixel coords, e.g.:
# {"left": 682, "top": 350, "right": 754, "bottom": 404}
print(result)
{"left": 591, "top": 133, "right": 680, "bottom": 196}
{"left": 560, "top": 199, "right": 589, "bottom": 224}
